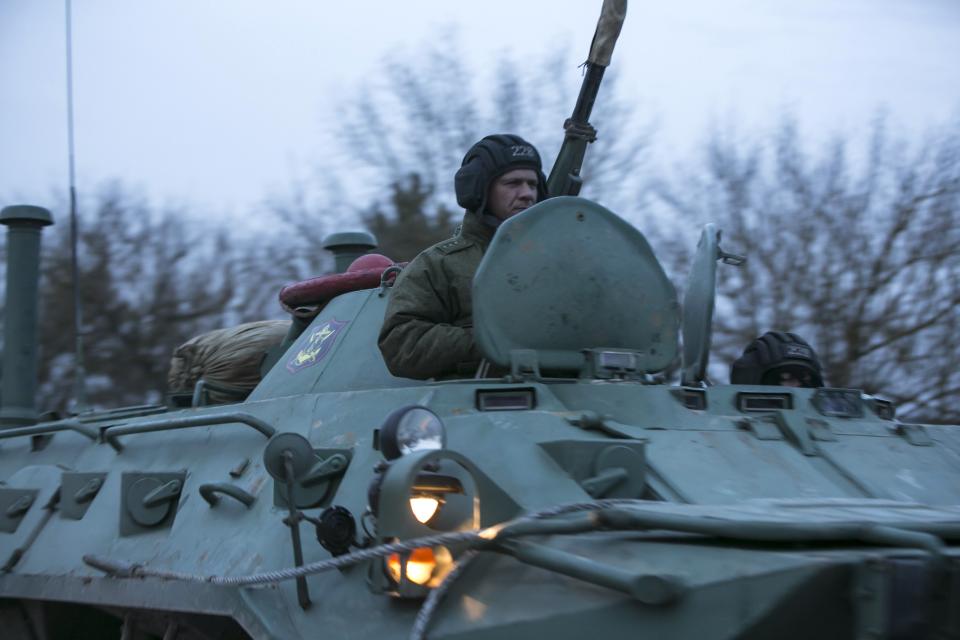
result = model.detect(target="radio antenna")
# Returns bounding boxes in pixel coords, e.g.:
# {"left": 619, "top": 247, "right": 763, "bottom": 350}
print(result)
{"left": 65, "top": 0, "right": 88, "bottom": 412}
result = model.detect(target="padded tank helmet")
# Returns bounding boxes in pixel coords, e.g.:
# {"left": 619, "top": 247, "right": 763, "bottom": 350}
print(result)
{"left": 730, "top": 331, "right": 824, "bottom": 388}
{"left": 454, "top": 134, "right": 548, "bottom": 213}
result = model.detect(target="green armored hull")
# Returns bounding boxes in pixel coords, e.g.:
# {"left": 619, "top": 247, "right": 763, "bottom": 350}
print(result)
{"left": 1, "top": 196, "right": 958, "bottom": 639}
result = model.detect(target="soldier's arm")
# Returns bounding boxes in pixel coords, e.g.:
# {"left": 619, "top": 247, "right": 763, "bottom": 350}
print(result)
{"left": 378, "top": 259, "right": 480, "bottom": 379}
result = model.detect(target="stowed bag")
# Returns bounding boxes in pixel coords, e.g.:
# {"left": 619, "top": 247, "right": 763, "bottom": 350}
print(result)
{"left": 167, "top": 319, "right": 290, "bottom": 403}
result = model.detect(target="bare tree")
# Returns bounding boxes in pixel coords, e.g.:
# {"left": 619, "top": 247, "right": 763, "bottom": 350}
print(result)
{"left": 324, "top": 30, "right": 652, "bottom": 250}
{"left": 656, "top": 116, "right": 960, "bottom": 423}
{"left": 362, "top": 174, "right": 457, "bottom": 262}
{"left": 231, "top": 195, "right": 333, "bottom": 320}
{"left": 36, "top": 183, "right": 243, "bottom": 410}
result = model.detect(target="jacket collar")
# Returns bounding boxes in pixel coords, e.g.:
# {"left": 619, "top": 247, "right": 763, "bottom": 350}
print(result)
{"left": 459, "top": 211, "right": 496, "bottom": 249}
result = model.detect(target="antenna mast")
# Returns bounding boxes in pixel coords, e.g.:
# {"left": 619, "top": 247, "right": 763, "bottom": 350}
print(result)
{"left": 65, "top": 0, "right": 87, "bottom": 411}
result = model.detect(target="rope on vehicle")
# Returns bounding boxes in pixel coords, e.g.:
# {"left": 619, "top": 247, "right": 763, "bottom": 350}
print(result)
{"left": 81, "top": 499, "right": 636, "bottom": 585}
{"left": 409, "top": 549, "right": 478, "bottom": 640}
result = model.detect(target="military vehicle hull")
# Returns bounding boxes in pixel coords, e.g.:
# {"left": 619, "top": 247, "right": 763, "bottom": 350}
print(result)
{"left": 2, "top": 279, "right": 959, "bottom": 638}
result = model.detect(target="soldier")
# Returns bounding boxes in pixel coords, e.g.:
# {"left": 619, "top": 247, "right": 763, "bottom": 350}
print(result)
{"left": 730, "top": 331, "right": 825, "bottom": 388}
{"left": 378, "top": 134, "right": 547, "bottom": 379}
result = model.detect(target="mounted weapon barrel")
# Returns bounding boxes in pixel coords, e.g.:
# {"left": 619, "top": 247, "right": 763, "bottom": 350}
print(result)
{"left": 546, "top": 0, "right": 627, "bottom": 197}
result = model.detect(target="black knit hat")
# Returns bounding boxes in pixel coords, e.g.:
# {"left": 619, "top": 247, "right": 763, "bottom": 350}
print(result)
{"left": 454, "top": 134, "right": 547, "bottom": 212}
{"left": 730, "top": 331, "right": 824, "bottom": 387}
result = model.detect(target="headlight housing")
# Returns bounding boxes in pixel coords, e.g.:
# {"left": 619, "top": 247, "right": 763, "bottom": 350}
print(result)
{"left": 379, "top": 405, "right": 446, "bottom": 460}
{"left": 367, "top": 449, "right": 487, "bottom": 598}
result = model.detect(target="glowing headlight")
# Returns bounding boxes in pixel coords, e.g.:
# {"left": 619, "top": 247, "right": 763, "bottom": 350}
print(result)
{"left": 365, "top": 449, "right": 482, "bottom": 598}
{"left": 409, "top": 495, "right": 441, "bottom": 524}
{"left": 380, "top": 405, "right": 446, "bottom": 461}
{"left": 387, "top": 546, "right": 454, "bottom": 587}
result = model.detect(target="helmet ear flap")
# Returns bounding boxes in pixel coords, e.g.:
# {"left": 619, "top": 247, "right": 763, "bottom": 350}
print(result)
{"left": 755, "top": 334, "right": 778, "bottom": 367}
{"left": 730, "top": 348, "right": 761, "bottom": 384}
{"left": 454, "top": 156, "right": 486, "bottom": 211}
{"left": 536, "top": 169, "right": 549, "bottom": 202}
{"left": 455, "top": 140, "right": 502, "bottom": 212}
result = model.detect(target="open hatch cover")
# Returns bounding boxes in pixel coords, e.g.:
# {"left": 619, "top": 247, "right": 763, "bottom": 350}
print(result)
{"left": 473, "top": 196, "right": 679, "bottom": 374}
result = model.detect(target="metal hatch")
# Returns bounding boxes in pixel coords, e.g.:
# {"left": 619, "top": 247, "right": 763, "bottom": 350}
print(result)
{"left": 680, "top": 224, "right": 719, "bottom": 386}
{"left": 473, "top": 196, "right": 679, "bottom": 374}
{"left": 680, "top": 223, "right": 743, "bottom": 386}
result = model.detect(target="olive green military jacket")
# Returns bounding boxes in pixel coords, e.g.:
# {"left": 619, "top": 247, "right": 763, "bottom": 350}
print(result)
{"left": 378, "top": 212, "right": 495, "bottom": 379}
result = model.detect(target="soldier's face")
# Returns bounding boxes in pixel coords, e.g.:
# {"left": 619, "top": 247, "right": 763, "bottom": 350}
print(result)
{"left": 766, "top": 365, "right": 816, "bottom": 388}
{"left": 487, "top": 169, "right": 539, "bottom": 220}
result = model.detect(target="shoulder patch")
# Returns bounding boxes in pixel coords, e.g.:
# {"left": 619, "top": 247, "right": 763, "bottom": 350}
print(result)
{"left": 436, "top": 237, "right": 471, "bottom": 255}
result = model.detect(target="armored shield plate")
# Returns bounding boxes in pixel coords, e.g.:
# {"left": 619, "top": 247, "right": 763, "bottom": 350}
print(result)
{"left": 473, "top": 197, "right": 678, "bottom": 373}
{"left": 681, "top": 223, "right": 719, "bottom": 386}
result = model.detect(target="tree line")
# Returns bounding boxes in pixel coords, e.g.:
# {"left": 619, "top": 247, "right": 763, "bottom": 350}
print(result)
{"left": 2, "top": 40, "right": 958, "bottom": 423}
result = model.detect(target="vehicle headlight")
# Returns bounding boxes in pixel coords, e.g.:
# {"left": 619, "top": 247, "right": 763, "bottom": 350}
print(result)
{"left": 386, "top": 546, "right": 454, "bottom": 587}
{"left": 379, "top": 405, "right": 446, "bottom": 460}
{"left": 408, "top": 495, "right": 441, "bottom": 524}
{"left": 365, "top": 448, "right": 518, "bottom": 599}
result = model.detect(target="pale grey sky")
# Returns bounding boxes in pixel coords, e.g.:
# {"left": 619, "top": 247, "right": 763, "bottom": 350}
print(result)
{"left": 1, "top": 0, "right": 958, "bottom": 218}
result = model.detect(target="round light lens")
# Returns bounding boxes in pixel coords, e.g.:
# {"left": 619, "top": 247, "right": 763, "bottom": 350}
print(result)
{"left": 380, "top": 406, "right": 446, "bottom": 460}
{"left": 396, "top": 408, "right": 445, "bottom": 455}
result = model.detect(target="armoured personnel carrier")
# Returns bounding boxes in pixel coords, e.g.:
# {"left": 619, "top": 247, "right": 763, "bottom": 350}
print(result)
{"left": 2, "top": 2, "right": 959, "bottom": 638}
{"left": 1, "top": 193, "right": 959, "bottom": 639}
